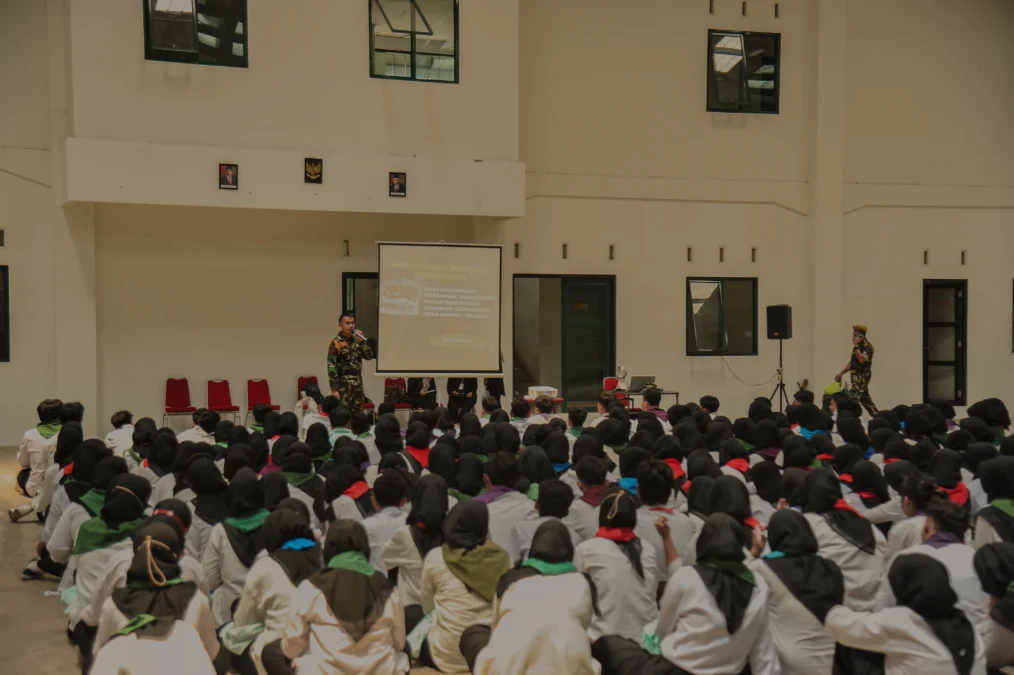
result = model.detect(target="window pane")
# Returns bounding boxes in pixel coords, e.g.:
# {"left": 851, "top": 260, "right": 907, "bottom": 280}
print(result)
{"left": 690, "top": 281, "right": 723, "bottom": 352}
{"left": 371, "top": 0, "right": 457, "bottom": 82}
{"left": 146, "top": 0, "right": 246, "bottom": 66}
{"left": 414, "top": 0, "right": 456, "bottom": 82}
{"left": 148, "top": 0, "right": 198, "bottom": 54}
{"left": 711, "top": 33, "right": 745, "bottom": 106}
{"left": 927, "top": 327, "right": 956, "bottom": 362}
{"left": 927, "top": 287, "right": 956, "bottom": 322}
{"left": 353, "top": 279, "right": 380, "bottom": 338}
{"left": 722, "top": 280, "right": 756, "bottom": 354}
{"left": 927, "top": 365, "right": 956, "bottom": 401}
{"left": 687, "top": 278, "right": 757, "bottom": 355}
{"left": 708, "top": 30, "right": 779, "bottom": 113}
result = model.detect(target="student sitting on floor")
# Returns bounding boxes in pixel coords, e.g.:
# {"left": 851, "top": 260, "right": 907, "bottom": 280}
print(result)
{"left": 122, "top": 418, "right": 157, "bottom": 473}
{"left": 184, "top": 458, "right": 229, "bottom": 562}
{"left": 278, "top": 442, "right": 324, "bottom": 531}
{"left": 277, "top": 520, "right": 409, "bottom": 675}
{"left": 360, "top": 471, "right": 408, "bottom": 574}
{"left": 350, "top": 412, "right": 379, "bottom": 465}
{"left": 509, "top": 398, "right": 531, "bottom": 435}
{"left": 565, "top": 456, "right": 611, "bottom": 542}
{"left": 973, "top": 542, "right": 1014, "bottom": 671}
{"left": 92, "top": 520, "right": 218, "bottom": 662}
{"left": 178, "top": 409, "right": 216, "bottom": 444}
{"left": 10, "top": 398, "right": 62, "bottom": 522}
{"left": 634, "top": 460, "right": 695, "bottom": 595}
{"left": 475, "top": 451, "right": 536, "bottom": 550}
{"left": 975, "top": 456, "right": 1014, "bottom": 548}
{"left": 885, "top": 472, "right": 947, "bottom": 562}
{"left": 507, "top": 478, "right": 583, "bottom": 563}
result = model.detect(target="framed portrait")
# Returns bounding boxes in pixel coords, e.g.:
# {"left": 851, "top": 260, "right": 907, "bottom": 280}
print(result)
{"left": 219, "top": 163, "right": 239, "bottom": 190}
{"left": 389, "top": 172, "right": 407, "bottom": 197}
{"left": 305, "top": 158, "right": 322, "bottom": 184}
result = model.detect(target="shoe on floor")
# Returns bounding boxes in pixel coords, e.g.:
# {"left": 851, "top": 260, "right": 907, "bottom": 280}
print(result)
{"left": 21, "top": 559, "right": 44, "bottom": 580}
{"left": 8, "top": 507, "right": 23, "bottom": 523}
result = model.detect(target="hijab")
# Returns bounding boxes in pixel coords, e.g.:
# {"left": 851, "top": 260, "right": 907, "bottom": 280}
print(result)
{"left": 764, "top": 510, "right": 845, "bottom": 623}
{"left": 543, "top": 432, "right": 572, "bottom": 472}
{"left": 305, "top": 423, "right": 332, "bottom": 462}
{"left": 708, "top": 475, "right": 760, "bottom": 533}
{"left": 782, "top": 435, "right": 814, "bottom": 470}
{"left": 223, "top": 469, "right": 269, "bottom": 567}
{"left": 308, "top": 520, "right": 394, "bottom": 641}
{"left": 753, "top": 419, "right": 782, "bottom": 459}
{"left": 694, "top": 513, "right": 755, "bottom": 634}
{"left": 749, "top": 461, "right": 783, "bottom": 506}
{"left": 832, "top": 444, "right": 864, "bottom": 483}
{"left": 454, "top": 453, "right": 486, "bottom": 497}
{"left": 53, "top": 421, "right": 83, "bottom": 468}
{"left": 782, "top": 467, "right": 809, "bottom": 509}
{"left": 172, "top": 442, "right": 216, "bottom": 491}
{"left": 428, "top": 444, "right": 458, "bottom": 487}
{"left": 837, "top": 416, "right": 871, "bottom": 455}
{"left": 374, "top": 413, "right": 404, "bottom": 456}
{"left": 687, "top": 476, "right": 716, "bottom": 520}
{"left": 278, "top": 412, "right": 300, "bottom": 438}
{"left": 323, "top": 465, "right": 374, "bottom": 522}
{"left": 441, "top": 500, "right": 511, "bottom": 602}
{"left": 263, "top": 508, "right": 322, "bottom": 586}
{"left": 459, "top": 413, "right": 483, "bottom": 439}
{"left": 261, "top": 471, "right": 292, "bottom": 512}
{"left": 110, "top": 521, "right": 198, "bottom": 639}
{"left": 520, "top": 446, "right": 556, "bottom": 499}
{"left": 74, "top": 452, "right": 122, "bottom": 515}
{"left": 247, "top": 432, "right": 270, "bottom": 471}
{"left": 889, "top": 554, "right": 975, "bottom": 675}
{"left": 851, "top": 460, "right": 890, "bottom": 507}
{"left": 405, "top": 422, "right": 432, "bottom": 470}
{"left": 928, "top": 449, "right": 969, "bottom": 506}
{"left": 596, "top": 490, "right": 645, "bottom": 579}
{"left": 973, "top": 543, "right": 1014, "bottom": 633}
{"left": 223, "top": 445, "right": 254, "bottom": 481}
{"left": 408, "top": 475, "right": 449, "bottom": 558}
{"left": 282, "top": 443, "right": 321, "bottom": 499}
{"left": 187, "top": 458, "right": 229, "bottom": 525}
{"left": 870, "top": 428, "right": 901, "bottom": 457}
{"left": 147, "top": 433, "right": 178, "bottom": 477}
{"left": 270, "top": 434, "right": 298, "bottom": 469}
{"left": 964, "top": 442, "right": 999, "bottom": 478}
{"left": 74, "top": 474, "right": 153, "bottom": 555}
{"left": 802, "top": 468, "right": 875, "bottom": 554}
{"left": 687, "top": 451, "right": 722, "bottom": 481}
{"left": 67, "top": 440, "right": 113, "bottom": 504}
{"left": 884, "top": 459, "right": 920, "bottom": 494}
{"left": 128, "top": 418, "right": 157, "bottom": 464}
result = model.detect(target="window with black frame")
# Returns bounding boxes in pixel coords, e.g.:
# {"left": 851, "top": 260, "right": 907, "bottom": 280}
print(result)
{"left": 687, "top": 278, "right": 758, "bottom": 356}
{"left": 370, "top": 0, "right": 458, "bottom": 83}
{"left": 707, "top": 30, "right": 779, "bottom": 113}
{"left": 144, "top": 0, "right": 248, "bottom": 67}
{"left": 0, "top": 266, "right": 9, "bottom": 362}
{"left": 342, "top": 273, "right": 380, "bottom": 340}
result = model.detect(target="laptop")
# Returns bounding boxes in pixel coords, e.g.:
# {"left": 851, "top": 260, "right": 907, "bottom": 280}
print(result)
{"left": 628, "top": 376, "right": 656, "bottom": 394}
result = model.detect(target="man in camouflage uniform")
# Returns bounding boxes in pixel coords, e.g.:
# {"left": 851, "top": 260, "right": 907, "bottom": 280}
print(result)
{"left": 327, "top": 312, "right": 375, "bottom": 414}
{"left": 835, "top": 324, "right": 878, "bottom": 416}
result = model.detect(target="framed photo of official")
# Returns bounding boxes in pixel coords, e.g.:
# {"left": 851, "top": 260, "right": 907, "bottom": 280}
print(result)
{"left": 389, "top": 172, "right": 406, "bottom": 197}
{"left": 219, "top": 163, "right": 239, "bottom": 190}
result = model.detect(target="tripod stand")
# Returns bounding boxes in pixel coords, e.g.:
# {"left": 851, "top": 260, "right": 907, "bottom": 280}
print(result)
{"left": 769, "top": 338, "right": 790, "bottom": 412}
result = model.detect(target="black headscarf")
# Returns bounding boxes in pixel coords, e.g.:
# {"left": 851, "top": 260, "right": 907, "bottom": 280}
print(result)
{"left": 973, "top": 543, "right": 1014, "bottom": 633}
{"left": 979, "top": 457, "right": 1014, "bottom": 543}
{"left": 782, "top": 435, "right": 814, "bottom": 470}
{"left": 223, "top": 469, "right": 268, "bottom": 567}
{"left": 261, "top": 471, "right": 291, "bottom": 512}
{"left": 263, "top": 411, "right": 281, "bottom": 438}
{"left": 305, "top": 423, "right": 332, "bottom": 461}
{"left": 964, "top": 443, "right": 999, "bottom": 478}
{"left": 278, "top": 412, "right": 299, "bottom": 438}
{"left": 102, "top": 474, "right": 153, "bottom": 527}
{"left": 706, "top": 422, "right": 734, "bottom": 451}
{"left": 833, "top": 444, "right": 864, "bottom": 482}
{"left": 263, "top": 508, "right": 322, "bottom": 586}
{"left": 322, "top": 465, "right": 374, "bottom": 522}
{"left": 496, "top": 518, "right": 581, "bottom": 599}
{"left": 749, "top": 461, "right": 783, "bottom": 506}
{"left": 84, "top": 456, "right": 128, "bottom": 515}
{"left": 147, "top": 433, "right": 178, "bottom": 477}
{"left": 708, "top": 476, "right": 757, "bottom": 535}
{"left": 520, "top": 446, "right": 556, "bottom": 489}
{"left": 223, "top": 445, "right": 254, "bottom": 481}
{"left": 674, "top": 422, "right": 709, "bottom": 454}
{"left": 889, "top": 554, "right": 975, "bottom": 675}
{"left": 960, "top": 417, "right": 994, "bottom": 445}
{"left": 883, "top": 459, "right": 919, "bottom": 494}
{"left": 765, "top": 510, "right": 844, "bottom": 623}
{"left": 753, "top": 419, "right": 781, "bottom": 452}
{"left": 110, "top": 521, "right": 198, "bottom": 639}
{"left": 694, "top": 513, "right": 755, "bottom": 634}
{"left": 802, "top": 467, "right": 875, "bottom": 554}
{"left": 188, "top": 458, "right": 229, "bottom": 525}
{"left": 428, "top": 444, "right": 457, "bottom": 487}
{"left": 54, "top": 422, "right": 84, "bottom": 468}
{"left": 172, "top": 442, "right": 216, "bottom": 492}
{"left": 687, "top": 451, "right": 722, "bottom": 481}
{"left": 543, "top": 432, "right": 571, "bottom": 468}
{"left": 687, "top": 476, "right": 716, "bottom": 520}
{"left": 308, "top": 520, "right": 394, "bottom": 641}
{"left": 836, "top": 415, "right": 871, "bottom": 451}
{"left": 455, "top": 453, "right": 486, "bottom": 497}
{"left": 408, "top": 474, "right": 449, "bottom": 557}
{"left": 271, "top": 434, "right": 298, "bottom": 467}
{"left": 459, "top": 413, "right": 483, "bottom": 439}
{"left": 929, "top": 448, "right": 968, "bottom": 507}
{"left": 67, "top": 440, "right": 113, "bottom": 505}
{"left": 374, "top": 414, "right": 404, "bottom": 456}
{"left": 128, "top": 418, "right": 157, "bottom": 462}
{"left": 282, "top": 443, "right": 321, "bottom": 500}
{"left": 782, "top": 468, "right": 809, "bottom": 509}
{"left": 598, "top": 490, "right": 644, "bottom": 579}
{"left": 851, "top": 460, "right": 890, "bottom": 506}
{"left": 247, "top": 432, "right": 270, "bottom": 471}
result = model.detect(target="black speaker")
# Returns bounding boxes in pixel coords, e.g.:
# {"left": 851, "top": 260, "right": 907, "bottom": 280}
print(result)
{"left": 767, "top": 305, "right": 792, "bottom": 340}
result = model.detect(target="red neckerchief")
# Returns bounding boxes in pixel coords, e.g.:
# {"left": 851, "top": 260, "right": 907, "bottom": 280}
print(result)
{"left": 663, "top": 458, "right": 686, "bottom": 479}
{"left": 142, "top": 459, "right": 149, "bottom": 469}
{"left": 596, "top": 527, "right": 637, "bottom": 542}
{"left": 839, "top": 473, "right": 853, "bottom": 483}
{"left": 857, "top": 492, "right": 877, "bottom": 500}
{"left": 63, "top": 463, "right": 74, "bottom": 475}
{"left": 726, "top": 458, "right": 749, "bottom": 474}
{"left": 744, "top": 516, "right": 762, "bottom": 529}
{"left": 580, "top": 484, "right": 608, "bottom": 507}
{"left": 681, "top": 480, "right": 692, "bottom": 494}
{"left": 406, "top": 446, "right": 430, "bottom": 469}
{"left": 834, "top": 498, "right": 862, "bottom": 517}
{"left": 944, "top": 483, "right": 970, "bottom": 506}
{"left": 152, "top": 508, "right": 188, "bottom": 533}
{"left": 649, "top": 506, "right": 674, "bottom": 515}
{"left": 817, "top": 454, "right": 834, "bottom": 461}
{"left": 884, "top": 457, "right": 901, "bottom": 464}
{"left": 270, "top": 435, "right": 281, "bottom": 442}
{"left": 791, "top": 424, "right": 800, "bottom": 431}
{"left": 344, "top": 481, "right": 370, "bottom": 500}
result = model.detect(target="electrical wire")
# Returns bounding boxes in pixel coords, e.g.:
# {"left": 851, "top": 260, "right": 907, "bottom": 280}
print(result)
{"left": 721, "top": 356, "right": 779, "bottom": 387}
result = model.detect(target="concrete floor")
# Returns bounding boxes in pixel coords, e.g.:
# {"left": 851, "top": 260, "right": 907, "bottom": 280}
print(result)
{"left": 0, "top": 451, "right": 440, "bottom": 673}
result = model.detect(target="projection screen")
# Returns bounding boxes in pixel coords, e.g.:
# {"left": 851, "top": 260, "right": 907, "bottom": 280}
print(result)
{"left": 376, "top": 242, "right": 502, "bottom": 375}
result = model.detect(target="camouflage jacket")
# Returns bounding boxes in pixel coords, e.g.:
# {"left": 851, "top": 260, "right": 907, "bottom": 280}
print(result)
{"left": 850, "top": 338, "right": 874, "bottom": 376}
{"left": 327, "top": 334, "right": 375, "bottom": 390}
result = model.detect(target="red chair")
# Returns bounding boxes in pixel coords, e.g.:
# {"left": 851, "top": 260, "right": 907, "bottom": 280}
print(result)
{"left": 163, "top": 378, "right": 197, "bottom": 427}
{"left": 384, "top": 377, "right": 413, "bottom": 410}
{"left": 246, "top": 379, "right": 281, "bottom": 425}
{"left": 297, "top": 375, "right": 319, "bottom": 400}
{"left": 602, "top": 377, "right": 632, "bottom": 410}
{"left": 207, "top": 380, "right": 240, "bottom": 421}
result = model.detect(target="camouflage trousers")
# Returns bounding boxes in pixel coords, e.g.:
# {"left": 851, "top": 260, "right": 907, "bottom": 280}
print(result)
{"left": 336, "top": 376, "right": 372, "bottom": 415}
{"left": 849, "top": 372, "right": 879, "bottom": 416}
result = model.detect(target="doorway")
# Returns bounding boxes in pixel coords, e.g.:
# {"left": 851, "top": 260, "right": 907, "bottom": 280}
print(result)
{"left": 513, "top": 275, "right": 615, "bottom": 408}
{"left": 923, "top": 279, "right": 967, "bottom": 405}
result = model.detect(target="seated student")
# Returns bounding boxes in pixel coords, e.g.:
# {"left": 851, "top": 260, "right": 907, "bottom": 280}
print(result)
{"left": 278, "top": 443, "right": 324, "bottom": 531}
{"left": 402, "top": 421, "right": 432, "bottom": 472}
{"left": 304, "top": 422, "right": 332, "bottom": 468}
{"left": 176, "top": 409, "right": 213, "bottom": 444}
{"left": 204, "top": 469, "right": 270, "bottom": 627}
{"left": 509, "top": 398, "right": 531, "bottom": 434}
{"left": 326, "top": 406, "right": 353, "bottom": 446}
{"left": 91, "top": 623, "right": 216, "bottom": 675}
{"left": 566, "top": 407, "right": 588, "bottom": 446}
{"left": 104, "top": 409, "right": 134, "bottom": 455}
{"left": 420, "top": 500, "right": 511, "bottom": 673}
{"left": 525, "top": 395, "right": 556, "bottom": 426}
{"left": 382, "top": 475, "right": 448, "bottom": 633}
{"left": 10, "top": 398, "right": 62, "bottom": 520}
{"left": 565, "top": 456, "right": 611, "bottom": 542}
{"left": 749, "top": 509, "right": 844, "bottom": 675}
{"left": 92, "top": 519, "right": 218, "bottom": 662}
{"left": 230, "top": 506, "right": 322, "bottom": 675}
{"left": 69, "top": 474, "right": 153, "bottom": 672}
{"left": 122, "top": 418, "right": 157, "bottom": 474}
{"left": 574, "top": 490, "right": 659, "bottom": 642}
{"left": 973, "top": 543, "right": 1014, "bottom": 670}
{"left": 300, "top": 394, "right": 336, "bottom": 439}
{"left": 864, "top": 459, "right": 921, "bottom": 527}
{"left": 640, "top": 385, "right": 669, "bottom": 425}
{"left": 476, "top": 452, "right": 536, "bottom": 550}
{"left": 802, "top": 467, "right": 886, "bottom": 612}
{"left": 633, "top": 461, "right": 695, "bottom": 591}
{"left": 246, "top": 402, "right": 272, "bottom": 434}
{"left": 749, "top": 460, "right": 783, "bottom": 521}
{"left": 700, "top": 394, "right": 720, "bottom": 419}
{"left": 322, "top": 463, "right": 375, "bottom": 524}
{"left": 886, "top": 473, "right": 947, "bottom": 562}
{"left": 276, "top": 520, "right": 408, "bottom": 675}
{"left": 507, "top": 478, "right": 582, "bottom": 563}
{"left": 975, "top": 456, "right": 1014, "bottom": 548}
{"left": 152, "top": 441, "right": 216, "bottom": 507}
{"left": 599, "top": 419, "right": 632, "bottom": 465}
{"left": 470, "top": 520, "right": 600, "bottom": 675}
{"left": 48, "top": 453, "right": 124, "bottom": 574}
{"left": 542, "top": 431, "right": 578, "bottom": 493}
{"left": 588, "top": 391, "right": 617, "bottom": 429}
{"left": 137, "top": 432, "right": 179, "bottom": 489}
{"left": 827, "top": 553, "right": 986, "bottom": 675}
{"left": 961, "top": 442, "right": 997, "bottom": 518}
{"left": 878, "top": 499, "right": 990, "bottom": 643}
{"left": 478, "top": 395, "right": 500, "bottom": 427}
{"left": 184, "top": 459, "right": 229, "bottom": 562}
{"left": 519, "top": 445, "right": 556, "bottom": 500}
{"left": 592, "top": 512, "right": 779, "bottom": 675}
{"left": 349, "top": 412, "right": 379, "bottom": 465}
{"left": 360, "top": 472, "right": 408, "bottom": 574}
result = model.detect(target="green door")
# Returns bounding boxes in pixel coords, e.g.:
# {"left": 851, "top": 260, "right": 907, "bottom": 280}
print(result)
{"left": 561, "top": 277, "right": 616, "bottom": 408}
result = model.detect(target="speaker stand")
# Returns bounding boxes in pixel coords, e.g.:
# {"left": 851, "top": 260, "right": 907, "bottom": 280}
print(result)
{"left": 769, "top": 338, "right": 790, "bottom": 412}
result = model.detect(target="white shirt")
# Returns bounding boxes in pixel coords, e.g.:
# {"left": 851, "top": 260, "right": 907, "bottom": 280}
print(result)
{"left": 805, "top": 512, "right": 886, "bottom": 612}
{"left": 826, "top": 604, "right": 987, "bottom": 675}
{"left": 203, "top": 522, "right": 256, "bottom": 626}
{"left": 361, "top": 506, "right": 408, "bottom": 574}
{"left": 69, "top": 538, "right": 135, "bottom": 626}
{"left": 564, "top": 495, "right": 602, "bottom": 542}
{"left": 635, "top": 505, "right": 695, "bottom": 584}
{"left": 90, "top": 623, "right": 216, "bottom": 675}
{"left": 884, "top": 516, "right": 927, "bottom": 564}
{"left": 149, "top": 473, "right": 177, "bottom": 507}
{"left": 485, "top": 490, "right": 537, "bottom": 551}
{"left": 658, "top": 565, "right": 780, "bottom": 675}
{"left": 177, "top": 427, "right": 212, "bottom": 444}
{"left": 864, "top": 497, "right": 906, "bottom": 525}
{"left": 573, "top": 536, "right": 659, "bottom": 641}
{"left": 421, "top": 546, "right": 495, "bottom": 673}
{"left": 17, "top": 427, "right": 57, "bottom": 497}
{"left": 104, "top": 424, "right": 135, "bottom": 455}
{"left": 301, "top": 413, "right": 331, "bottom": 439}
{"left": 93, "top": 586, "right": 218, "bottom": 661}
{"left": 381, "top": 525, "right": 426, "bottom": 608}
{"left": 507, "top": 515, "right": 583, "bottom": 564}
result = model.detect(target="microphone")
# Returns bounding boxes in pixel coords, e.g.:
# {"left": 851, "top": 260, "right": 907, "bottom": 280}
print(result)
{"left": 353, "top": 329, "right": 367, "bottom": 341}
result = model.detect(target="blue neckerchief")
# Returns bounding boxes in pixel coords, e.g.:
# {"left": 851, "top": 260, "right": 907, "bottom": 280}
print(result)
{"left": 900, "top": 422, "right": 906, "bottom": 430}
{"left": 553, "top": 462, "right": 572, "bottom": 474}
{"left": 864, "top": 445, "right": 875, "bottom": 459}
{"left": 799, "top": 427, "right": 828, "bottom": 440}
{"left": 618, "top": 477, "right": 638, "bottom": 495}
{"left": 282, "top": 538, "right": 316, "bottom": 551}
{"left": 764, "top": 551, "right": 786, "bottom": 559}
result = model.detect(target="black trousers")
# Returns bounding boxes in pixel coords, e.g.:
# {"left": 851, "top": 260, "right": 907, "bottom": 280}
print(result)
{"left": 261, "top": 639, "right": 295, "bottom": 675}
{"left": 591, "top": 636, "right": 753, "bottom": 675}
{"left": 73, "top": 621, "right": 98, "bottom": 674}
{"left": 404, "top": 604, "right": 425, "bottom": 635}
{"left": 448, "top": 394, "right": 475, "bottom": 422}
{"left": 459, "top": 624, "right": 492, "bottom": 674}
{"left": 16, "top": 467, "right": 30, "bottom": 493}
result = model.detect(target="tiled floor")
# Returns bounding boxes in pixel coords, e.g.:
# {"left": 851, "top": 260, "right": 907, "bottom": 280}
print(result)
{"left": 0, "top": 451, "right": 440, "bottom": 673}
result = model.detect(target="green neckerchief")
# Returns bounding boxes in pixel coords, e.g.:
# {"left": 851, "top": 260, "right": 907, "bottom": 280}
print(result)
{"left": 225, "top": 509, "right": 270, "bottom": 532}
{"left": 327, "top": 551, "right": 375, "bottom": 577}
{"left": 990, "top": 426, "right": 1008, "bottom": 447}
{"left": 607, "top": 443, "right": 627, "bottom": 454}
{"left": 127, "top": 447, "right": 143, "bottom": 466}
{"left": 78, "top": 489, "right": 106, "bottom": 517}
{"left": 284, "top": 472, "right": 316, "bottom": 488}
{"left": 118, "top": 614, "right": 157, "bottom": 636}
{"left": 356, "top": 431, "right": 372, "bottom": 440}
{"left": 811, "top": 458, "right": 823, "bottom": 469}
{"left": 482, "top": 414, "right": 491, "bottom": 421}
{"left": 216, "top": 441, "right": 228, "bottom": 449}
{"left": 36, "top": 421, "right": 62, "bottom": 439}
{"left": 1006, "top": 581, "right": 1014, "bottom": 595}
{"left": 522, "top": 558, "right": 577, "bottom": 575}
{"left": 250, "top": 424, "right": 264, "bottom": 433}
{"left": 332, "top": 428, "right": 353, "bottom": 436}
{"left": 126, "top": 576, "right": 185, "bottom": 590}
{"left": 738, "top": 439, "right": 754, "bottom": 451}
{"left": 74, "top": 517, "right": 146, "bottom": 555}
{"left": 526, "top": 483, "right": 540, "bottom": 501}
{"left": 475, "top": 455, "right": 489, "bottom": 463}
{"left": 510, "top": 417, "right": 526, "bottom": 423}
{"left": 991, "top": 498, "right": 1014, "bottom": 520}
{"left": 568, "top": 426, "right": 583, "bottom": 437}
{"left": 442, "top": 540, "right": 512, "bottom": 602}
{"left": 697, "top": 558, "right": 756, "bottom": 585}
{"left": 447, "top": 488, "right": 472, "bottom": 502}
{"left": 313, "top": 451, "right": 333, "bottom": 463}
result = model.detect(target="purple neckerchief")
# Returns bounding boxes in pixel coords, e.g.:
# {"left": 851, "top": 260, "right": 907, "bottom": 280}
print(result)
{"left": 924, "top": 531, "right": 962, "bottom": 549}
{"left": 946, "top": 419, "right": 958, "bottom": 430}
{"left": 474, "top": 485, "right": 514, "bottom": 505}
{"left": 755, "top": 447, "right": 781, "bottom": 460}
{"left": 648, "top": 407, "right": 668, "bottom": 421}
{"left": 259, "top": 463, "right": 282, "bottom": 476}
